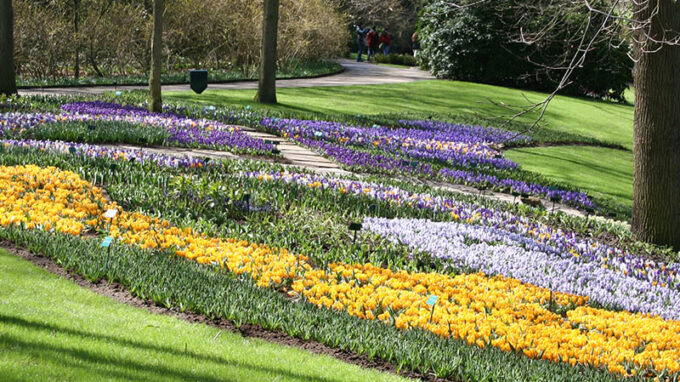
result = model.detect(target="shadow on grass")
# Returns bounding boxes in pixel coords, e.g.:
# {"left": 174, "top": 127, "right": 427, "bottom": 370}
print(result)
{"left": 0, "top": 313, "right": 341, "bottom": 382}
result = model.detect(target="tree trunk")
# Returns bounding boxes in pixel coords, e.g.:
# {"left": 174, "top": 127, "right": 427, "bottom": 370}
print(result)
{"left": 631, "top": 0, "right": 680, "bottom": 248}
{"left": 254, "top": 0, "right": 279, "bottom": 104}
{"left": 0, "top": 0, "right": 17, "bottom": 96}
{"left": 148, "top": 0, "right": 163, "bottom": 113}
{"left": 73, "top": 0, "right": 80, "bottom": 80}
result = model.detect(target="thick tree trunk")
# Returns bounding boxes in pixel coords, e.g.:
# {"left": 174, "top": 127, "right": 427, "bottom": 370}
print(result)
{"left": 0, "top": 0, "right": 17, "bottom": 96}
{"left": 254, "top": 0, "right": 279, "bottom": 104}
{"left": 148, "top": 0, "right": 163, "bottom": 113}
{"left": 631, "top": 0, "right": 680, "bottom": 248}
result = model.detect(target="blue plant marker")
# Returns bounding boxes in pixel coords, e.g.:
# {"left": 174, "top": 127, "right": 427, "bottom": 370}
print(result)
{"left": 426, "top": 295, "right": 438, "bottom": 322}
{"left": 101, "top": 236, "right": 113, "bottom": 248}
{"left": 246, "top": 105, "right": 251, "bottom": 111}
{"left": 68, "top": 146, "right": 76, "bottom": 154}
{"left": 115, "top": 91, "right": 122, "bottom": 96}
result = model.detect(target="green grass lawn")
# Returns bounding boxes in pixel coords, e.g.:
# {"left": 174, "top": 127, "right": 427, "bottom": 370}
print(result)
{"left": 0, "top": 249, "right": 411, "bottom": 382}
{"left": 167, "top": 79, "right": 634, "bottom": 149}
{"left": 506, "top": 146, "right": 634, "bottom": 208}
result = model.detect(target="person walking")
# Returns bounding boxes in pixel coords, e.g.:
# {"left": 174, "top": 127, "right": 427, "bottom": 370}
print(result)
{"left": 380, "top": 30, "right": 392, "bottom": 56}
{"left": 355, "top": 25, "right": 368, "bottom": 62}
{"left": 411, "top": 32, "right": 420, "bottom": 58}
{"left": 366, "top": 26, "right": 379, "bottom": 61}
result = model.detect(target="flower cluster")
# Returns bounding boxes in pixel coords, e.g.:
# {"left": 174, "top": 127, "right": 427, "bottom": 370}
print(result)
{"left": 364, "top": 217, "right": 680, "bottom": 320}
{"left": 261, "top": 117, "right": 519, "bottom": 169}
{"left": 248, "top": 171, "right": 680, "bottom": 291}
{"left": 2, "top": 164, "right": 680, "bottom": 376}
{"left": 2, "top": 139, "right": 214, "bottom": 168}
{"left": 1, "top": 102, "right": 273, "bottom": 153}
{"left": 256, "top": 117, "right": 593, "bottom": 209}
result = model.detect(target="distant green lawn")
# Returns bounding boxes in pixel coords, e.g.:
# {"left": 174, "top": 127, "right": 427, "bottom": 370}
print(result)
{"left": 506, "top": 146, "right": 633, "bottom": 208}
{"left": 0, "top": 249, "right": 410, "bottom": 382}
{"left": 167, "top": 79, "right": 634, "bottom": 149}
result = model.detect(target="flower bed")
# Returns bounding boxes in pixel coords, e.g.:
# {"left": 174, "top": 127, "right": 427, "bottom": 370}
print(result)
{"left": 2, "top": 163, "right": 679, "bottom": 377}
{"left": 247, "top": 171, "right": 680, "bottom": 292}
{"left": 256, "top": 117, "right": 594, "bottom": 209}
{"left": 0, "top": 102, "right": 273, "bottom": 154}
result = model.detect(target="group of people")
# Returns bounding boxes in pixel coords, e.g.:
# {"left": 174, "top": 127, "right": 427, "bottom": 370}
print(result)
{"left": 355, "top": 25, "right": 420, "bottom": 62}
{"left": 355, "top": 25, "right": 392, "bottom": 62}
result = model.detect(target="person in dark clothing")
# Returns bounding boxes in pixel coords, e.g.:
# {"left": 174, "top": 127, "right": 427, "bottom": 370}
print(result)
{"left": 355, "top": 25, "right": 368, "bottom": 62}
{"left": 380, "top": 30, "right": 392, "bottom": 56}
{"left": 366, "top": 27, "right": 379, "bottom": 61}
{"left": 412, "top": 32, "right": 420, "bottom": 58}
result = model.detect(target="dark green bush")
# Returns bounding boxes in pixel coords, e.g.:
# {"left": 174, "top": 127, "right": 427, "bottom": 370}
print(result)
{"left": 418, "top": 0, "right": 633, "bottom": 101}
{"left": 376, "top": 54, "right": 418, "bottom": 66}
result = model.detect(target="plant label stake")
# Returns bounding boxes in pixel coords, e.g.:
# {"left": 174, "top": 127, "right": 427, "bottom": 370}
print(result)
{"left": 426, "top": 295, "right": 438, "bottom": 322}
{"left": 349, "top": 222, "right": 362, "bottom": 244}
{"left": 101, "top": 236, "right": 113, "bottom": 271}
{"left": 68, "top": 146, "right": 76, "bottom": 155}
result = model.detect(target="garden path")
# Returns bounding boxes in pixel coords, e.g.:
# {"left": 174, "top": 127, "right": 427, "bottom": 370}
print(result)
{"left": 17, "top": 59, "right": 434, "bottom": 96}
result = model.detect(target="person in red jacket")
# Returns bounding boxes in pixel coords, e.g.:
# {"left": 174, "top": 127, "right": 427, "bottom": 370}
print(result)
{"left": 380, "top": 30, "right": 392, "bottom": 56}
{"left": 366, "top": 27, "right": 379, "bottom": 61}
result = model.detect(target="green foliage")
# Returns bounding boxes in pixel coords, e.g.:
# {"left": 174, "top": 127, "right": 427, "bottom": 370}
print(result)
{"left": 4, "top": 120, "right": 171, "bottom": 146}
{"left": 0, "top": 250, "right": 409, "bottom": 382}
{"left": 418, "top": 0, "right": 633, "bottom": 101}
{"left": 0, "top": 225, "right": 634, "bottom": 381}
{"left": 16, "top": 61, "right": 343, "bottom": 88}
{"left": 375, "top": 54, "right": 417, "bottom": 66}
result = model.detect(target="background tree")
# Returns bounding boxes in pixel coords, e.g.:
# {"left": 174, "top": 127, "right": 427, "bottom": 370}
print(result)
{"left": 148, "top": 0, "right": 163, "bottom": 112}
{"left": 428, "top": 0, "right": 679, "bottom": 248}
{"left": 418, "top": 0, "right": 632, "bottom": 101}
{"left": 254, "top": 0, "right": 279, "bottom": 104}
{"left": 631, "top": 0, "right": 680, "bottom": 248}
{"left": 0, "top": 0, "right": 17, "bottom": 96}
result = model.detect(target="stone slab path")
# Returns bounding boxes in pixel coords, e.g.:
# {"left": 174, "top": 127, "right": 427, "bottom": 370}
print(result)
{"left": 18, "top": 59, "right": 434, "bottom": 96}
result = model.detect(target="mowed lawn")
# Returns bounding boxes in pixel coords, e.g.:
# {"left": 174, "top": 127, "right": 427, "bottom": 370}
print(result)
{"left": 167, "top": 79, "right": 635, "bottom": 208}
{"left": 505, "top": 146, "right": 634, "bottom": 208}
{"left": 0, "top": 249, "right": 411, "bottom": 382}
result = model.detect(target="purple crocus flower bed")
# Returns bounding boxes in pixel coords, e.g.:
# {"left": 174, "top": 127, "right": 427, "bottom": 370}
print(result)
{"left": 397, "top": 119, "right": 528, "bottom": 145}
{"left": 260, "top": 117, "right": 519, "bottom": 169}
{"left": 439, "top": 168, "right": 595, "bottom": 209}
{"left": 248, "top": 171, "right": 680, "bottom": 295}
{"left": 1, "top": 102, "right": 274, "bottom": 154}
{"left": 364, "top": 217, "right": 680, "bottom": 320}
{"left": 257, "top": 117, "right": 594, "bottom": 210}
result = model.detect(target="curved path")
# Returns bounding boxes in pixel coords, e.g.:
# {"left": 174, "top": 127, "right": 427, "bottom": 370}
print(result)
{"left": 18, "top": 59, "right": 434, "bottom": 96}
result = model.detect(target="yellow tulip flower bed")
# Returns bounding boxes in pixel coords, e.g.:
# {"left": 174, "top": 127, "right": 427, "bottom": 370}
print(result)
{"left": 2, "top": 164, "right": 679, "bottom": 376}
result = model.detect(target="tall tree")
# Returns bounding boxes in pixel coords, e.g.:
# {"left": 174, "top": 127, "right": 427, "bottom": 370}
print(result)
{"left": 0, "top": 0, "right": 17, "bottom": 96}
{"left": 254, "top": 0, "right": 279, "bottom": 104}
{"left": 631, "top": 0, "right": 680, "bottom": 248}
{"left": 148, "top": 0, "right": 163, "bottom": 113}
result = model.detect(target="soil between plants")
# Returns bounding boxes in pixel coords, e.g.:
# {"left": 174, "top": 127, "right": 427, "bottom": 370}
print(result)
{"left": 1, "top": 241, "right": 451, "bottom": 382}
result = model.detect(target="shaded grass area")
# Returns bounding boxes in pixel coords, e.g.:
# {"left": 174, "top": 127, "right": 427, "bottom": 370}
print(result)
{"left": 506, "top": 146, "right": 633, "bottom": 208}
{"left": 167, "top": 80, "right": 634, "bottom": 148}
{"left": 0, "top": 249, "right": 409, "bottom": 382}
